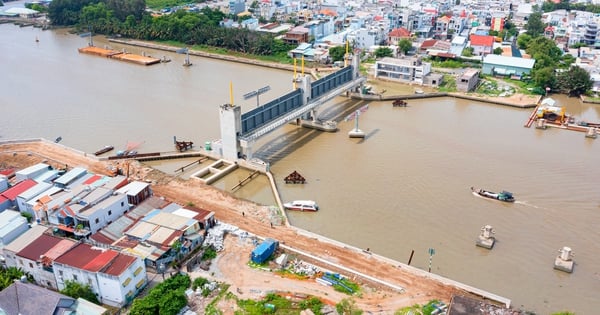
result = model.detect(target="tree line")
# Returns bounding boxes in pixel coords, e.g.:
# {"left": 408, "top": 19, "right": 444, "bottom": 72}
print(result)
{"left": 520, "top": 10, "right": 592, "bottom": 96}
{"left": 47, "top": 0, "right": 294, "bottom": 57}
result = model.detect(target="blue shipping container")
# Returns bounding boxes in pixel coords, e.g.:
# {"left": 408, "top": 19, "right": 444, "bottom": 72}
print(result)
{"left": 251, "top": 238, "right": 278, "bottom": 263}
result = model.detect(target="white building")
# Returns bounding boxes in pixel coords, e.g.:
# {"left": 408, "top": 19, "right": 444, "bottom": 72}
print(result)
{"left": 53, "top": 242, "right": 147, "bottom": 307}
{"left": 13, "top": 234, "right": 76, "bottom": 289}
{"left": 1, "top": 225, "right": 49, "bottom": 268}
{"left": 16, "top": 182, "right": 53, "bottom": 215}
{"left": 374, "top": 56, "right": 432, "bottom": 84}
{"left": 0, "top": 210, "right": 29, "bottom": 248}
{"left": 15, "top": 163, "right": 49, "bottom": 183}
{"left": 76, "top": 192, "right": 129, "bottom": 234}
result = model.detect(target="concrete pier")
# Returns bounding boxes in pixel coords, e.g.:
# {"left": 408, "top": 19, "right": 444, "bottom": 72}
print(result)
{"left": 476, "top": 225, "right": 496, "bottom": 249}
{"left": 554, "top": 246, "right": 574, "bottom": 273}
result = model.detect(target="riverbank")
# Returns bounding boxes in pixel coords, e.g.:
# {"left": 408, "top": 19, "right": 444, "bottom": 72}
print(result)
{"left": 109, "top": 38, "right": 542, "bottom": 108}
{"left": 0, "top": 139, "right": 516, "bottom": 313}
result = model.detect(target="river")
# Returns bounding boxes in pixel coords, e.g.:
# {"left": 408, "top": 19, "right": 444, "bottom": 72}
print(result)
{"left": 1, "top": 22, "right": 600, "bottom": 314}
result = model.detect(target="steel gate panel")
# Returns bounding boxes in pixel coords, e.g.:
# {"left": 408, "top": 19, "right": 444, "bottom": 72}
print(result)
{"left": 311, "top": 66, "right": 353, "bottom": 99}
{"left": 241, "top": 89, "right": 303, "bottom": 134}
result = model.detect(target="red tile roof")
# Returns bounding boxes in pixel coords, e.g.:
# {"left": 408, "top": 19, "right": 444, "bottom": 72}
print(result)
{"left": 83, "top": 175, "right": 101, "bottom": 185}
{"left": 0, "top": 195, "right": 7, "bottom": 204}
{"left": 103, "top": 254, "right": 136, "bottom": 276}
{"left": 420, "top": 39, "right": 438, "bottom": 49}
{"left": 470, "top": 34, "right": 494, "bottom": 47}
{"left": 16, "top": 234, "right": 62, "bottom": 261}
{"left": 55, "top": 243, "right": 120, "bottom": 272}
{"left": 1, "top": 179, "right": 37, "bottom": 200}
{"left": 389, "top": 27, "right": 411, "bottom": 38}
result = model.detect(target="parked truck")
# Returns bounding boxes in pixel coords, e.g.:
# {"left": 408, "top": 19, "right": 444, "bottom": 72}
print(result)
{"left": 251, "top": 238, "right": 279, "bottom": 264}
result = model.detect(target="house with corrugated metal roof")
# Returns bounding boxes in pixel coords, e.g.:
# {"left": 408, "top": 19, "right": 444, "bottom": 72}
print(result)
{"left": 15, "top": 163, "right": 50, "bottom": 183}
{"left": 13, "top": 234, "right": 76, "bottom": 290}
{"left": 54, "top": 167, "right": 88, "bottom": 189}
{"left": 1, "top": 179, "right": 38, "bottom": 212}
{"left": 53, "top": 242, "right": 146, "bottom": 307}
{"left": 1, "top": 225, "right": 49, "bottom": 268}
{"left": 0, "top": 210, "right": 29, "bottom": 249}
{"left": 16, "top": 181, "right": 53, "bottom": 215}
{"left": 116, "top": 181, "right": 152, "bottom": 206}
{"left": 482, "top": 54, "right": 536, "bottom": 77}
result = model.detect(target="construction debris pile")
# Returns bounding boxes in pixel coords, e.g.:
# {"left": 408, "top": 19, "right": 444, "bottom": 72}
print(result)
{"left": 202, "top": 222, "right": 253, "bottom": 252}
{"left": 288, "top": 259, "right": 321, "bottom": 276}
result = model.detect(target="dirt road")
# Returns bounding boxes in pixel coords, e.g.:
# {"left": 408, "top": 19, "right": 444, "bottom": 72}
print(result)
{"left": 1, "top": 141, "right": 471, "bottom": 312}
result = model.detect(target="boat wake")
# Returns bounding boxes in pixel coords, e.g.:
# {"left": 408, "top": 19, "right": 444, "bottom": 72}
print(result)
{"left": 514, "top": 200, "right": 548, "bottom": 210}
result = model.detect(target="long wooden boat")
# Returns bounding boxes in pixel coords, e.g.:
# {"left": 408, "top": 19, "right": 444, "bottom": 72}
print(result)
{"left": 94, "top": 145, "right": 114, "bottom": 156}
{"left": 471, "top": 187, "right": 515, "bottom": 202}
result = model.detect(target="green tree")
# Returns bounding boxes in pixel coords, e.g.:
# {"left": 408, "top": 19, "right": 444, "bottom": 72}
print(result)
{"left": 158, "top": 290, "right": 188, "bottom": 315}
{"left": 493, "top": 47, "right": 503, "bottom": 55}
{"left": 60, "top": 280, "right": 100, "bottom": 304}
{"left": 105, "top": 0, "right": 145, "bottom": 21}
{"left": 374, "top": 47, "right": 393, "bottom": 58}
{"left": 556, "top": 65, "right": 592, "bottom": 96}
{"left": 48, "top": 0, "right": 98, "bottom": 26}
{"left": 525, "top": 12, "right": 545, "bottom": 37}
{"left": 398, "top": 38, "right": 412, "bottom": 55}
{"left": 532, "top": 67, "right": 556, "bottom": 89}
{"left": 461, "top": 47, "right": 474, "bottom": 57}
{"left": 336, "top": 298, "right": 362, "bottom": 315}
{"left": 517, "top": 33, "right": 532, "bottom": 50}
{"left": 0, "top": 267, "right": 33, "bottom": 291}
{"left": 329, "top": 45, "right": 346, "bottom": 62}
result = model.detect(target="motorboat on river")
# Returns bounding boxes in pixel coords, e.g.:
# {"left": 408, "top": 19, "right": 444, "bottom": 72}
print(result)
{"left": 283, "top": 200, "right": 319, "bottom": 212}
{"left": 471, "top": 187, "right": 515, "bottom": 202}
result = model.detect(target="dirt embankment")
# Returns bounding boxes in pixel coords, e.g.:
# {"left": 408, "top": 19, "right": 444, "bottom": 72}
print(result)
{"left": 1, "top": 141, "right": 476, "bottom": 312}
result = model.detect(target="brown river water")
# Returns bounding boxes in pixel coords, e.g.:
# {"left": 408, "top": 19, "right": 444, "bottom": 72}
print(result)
{"left": 1, "top": 23, "right": 600, "bottom": 314}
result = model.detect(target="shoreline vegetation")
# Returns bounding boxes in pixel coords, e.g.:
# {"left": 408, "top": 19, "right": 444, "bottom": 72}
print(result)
{"left": 108, "top": 38, "right": 543, "bottom": 108}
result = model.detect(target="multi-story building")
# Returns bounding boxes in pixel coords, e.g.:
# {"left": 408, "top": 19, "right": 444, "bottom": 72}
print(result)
{"left": 374, "top": 56, "right": 431, "bottom": 84}
{"left": 348, "top": 27, "right": 385, "bottom": 49}
{"left": 53, "top": 242, "right": 147, "bottom": 307}
{"left": 13, "top": 234, "right": 76, "bottom": 289}
{"left": 229, "top": 0, "right": 245, "bottom": 15}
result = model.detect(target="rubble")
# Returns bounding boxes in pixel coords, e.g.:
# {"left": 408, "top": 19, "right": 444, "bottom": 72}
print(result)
{"left": 202, "top": 222, "right": 254, "bottom": 251}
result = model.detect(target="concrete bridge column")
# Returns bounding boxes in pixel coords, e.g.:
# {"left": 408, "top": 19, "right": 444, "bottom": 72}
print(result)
{"left": 298, "top": 74, "right": 312, "bottom": 106}
{"left": 219, "top": 104, "right": 242, "bottom": 161}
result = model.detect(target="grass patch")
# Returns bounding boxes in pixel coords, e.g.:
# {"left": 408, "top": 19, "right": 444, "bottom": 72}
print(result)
{"left": 236, "top": 293, "right": 325, "bottom": 315}
{"left": 204, "top": 283, "right": 230, "bottom": 315}
{"left": 438, "top": 74, "right": 457, "bottom": 92}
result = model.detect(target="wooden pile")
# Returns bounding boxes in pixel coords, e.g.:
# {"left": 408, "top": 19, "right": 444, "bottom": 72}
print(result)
{"left": 284, "top": 171, "right": 306, "bottom": 184}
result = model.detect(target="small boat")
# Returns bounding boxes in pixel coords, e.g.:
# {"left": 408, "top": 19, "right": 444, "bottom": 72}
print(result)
{"left": 55, "top": 136, "right": 62, "bottom": 143}
{"left": 283, "top": 200, "right": 319, "bottom": 212}
{"left": 471, "top": 187, "right": 515, "bottom": 202}
{"left": 94, "top": 145, "right": 114, "bottom": 156}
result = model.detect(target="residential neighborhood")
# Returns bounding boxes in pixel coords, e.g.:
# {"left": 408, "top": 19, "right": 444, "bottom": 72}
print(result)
{"left": 1, "top": 0, "right": 599, "bottom": 313}
{"left": 0, "top": 162, "right": 216, "bottom": 311}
